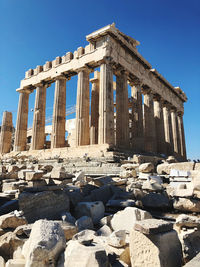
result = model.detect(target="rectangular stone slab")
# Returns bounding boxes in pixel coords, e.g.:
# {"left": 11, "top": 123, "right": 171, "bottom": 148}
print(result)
{"left": 134, "top": 218, "right": 173, "bottom": 234}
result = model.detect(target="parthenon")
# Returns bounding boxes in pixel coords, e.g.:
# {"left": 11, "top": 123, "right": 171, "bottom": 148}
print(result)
{"left": 0, "top": 24, "right": 187, "bottom": 160}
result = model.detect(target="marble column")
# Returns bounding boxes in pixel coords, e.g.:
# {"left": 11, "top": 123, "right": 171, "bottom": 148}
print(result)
{"left": 90, "top": 71, "right": 100, "bottom": 145}
{"left": 153, "top": 95, "right": 166, "bottom": 155}
{"left": 142, "top": 86, "right": 157, "bottom": 153}
{"left": 116, "top": 70, "right": 129, "bottom": 148}
{"left": 31, "top": 84, "right": 47, "bottom": 150}
{"left": 131, "top": 82, "right": 144, "bottom": 152}
{"left": 177, "top": 111, "right": 187, "bottom": 160}
{"left": 98, "top": 61, "right": 114, "bottom": 145}
{"left": 0, "top": 111, "right": 13, "bottom": 154}
{"left": 171, "top": 108, "right": 180, "bottom": 155}
{"left": 163, "top": 102, "right": 174, "bottom": 155}
{"left": 51, "top": 77, "right": 66, "bottom": 149}
{"left": 14, "top": 91, "right": 30, "bottom": 151}
{"left": 75, "top": 69, "right": 90, "bottom": 146}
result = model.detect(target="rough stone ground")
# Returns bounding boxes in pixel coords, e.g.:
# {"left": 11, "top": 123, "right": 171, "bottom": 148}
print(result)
{"left": 0, "top": 153, "right": 200, "bottom": 266}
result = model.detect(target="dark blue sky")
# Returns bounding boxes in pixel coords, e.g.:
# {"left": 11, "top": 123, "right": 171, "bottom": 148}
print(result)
{"left": 0, "top": 0, "right": 199, "bottom": 159}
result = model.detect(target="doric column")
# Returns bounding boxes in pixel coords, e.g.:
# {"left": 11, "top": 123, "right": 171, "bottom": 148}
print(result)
{"left": 14, "top": 91, "right": 30, "bottom": 151}
{"left": 142, "top": 86, "right": 157, "bottom": 153}
{"left": 0, "top": 111, "right": 13, "bottom": 154}
{"left": 90, "top": 71, "right": 100, "bottom": 145}
{"left": 163, "top": 102, "right": 174, "bottom": 155}
{"left": 171, "top": 108, "right": 181, "bottom": 155}
{"left": 131, "top": 81, "right": 144, "bottom": 152}
{"left": 177, "top": 111, "right": 187, "bottom": 160}
{"left": 51, "top": 76, "right": 66, "bottom": 149}
{"left": 31, "top": 84, "right": 47, "bottom": 150}
{"left": 75, "top": 69, "right": 90, "bottom": 146}
{"left": 153, "top": 95, "right": 166, "bottom": 155}
{"left": 116, "top": 70, "right": 129, "bottom": 148}
{"left": 98, "top": 61, "right": 114, "bottom": 146}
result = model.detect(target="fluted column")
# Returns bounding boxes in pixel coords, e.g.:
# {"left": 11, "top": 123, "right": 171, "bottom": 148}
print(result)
{"left": 0, "top": 111, "right": 13, "bottom": 154}
{"left": 177, "top": 111, "right": 187, "bottom": 160}
{"left": 131, "top": 81, "right": 144, "bottom": 152}
{"left": 51, "top": 76, "right": 66, "bottom": 149}
{"left": 163, "top": 102, "right": 174, "bottom": 155}
{"left": 142, "top": 86, "right": 156, "bottom": 153}
{"left": 31, "top": 84, "right": 47, "bottom": 150}
{"left": 153, "top": 95, "right": 166, "bottom": 155}
{"left": 116, "top": 70, "right": 129, "bottom": 148}
{"left": 171, "top": 108, "right": 180, "bottom": 155}
{"left": 75, "top": 69, "right": 90, "bottom": 146}
{"left": 90, "top": 71, "right": 100, "bottom": 145}
{"left": 98, "top": 61, "right": 114, "bottom": 145}
{"left": 14, "top": 91, "right": 30, "bottom": 151}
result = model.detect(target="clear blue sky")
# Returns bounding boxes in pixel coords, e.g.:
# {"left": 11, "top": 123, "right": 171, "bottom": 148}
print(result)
{"left": 0, "top": 0, "right": 199, "bottom": 159}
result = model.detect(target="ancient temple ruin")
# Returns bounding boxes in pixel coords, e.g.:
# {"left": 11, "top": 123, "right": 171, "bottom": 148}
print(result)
{"left": 0, "top": 24, "right": 187, "bottom": 160}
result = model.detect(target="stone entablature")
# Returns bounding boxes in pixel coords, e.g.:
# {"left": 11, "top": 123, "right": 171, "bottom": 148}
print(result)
{"left": 0, "top": 24, "right": 187, "bottom": 160}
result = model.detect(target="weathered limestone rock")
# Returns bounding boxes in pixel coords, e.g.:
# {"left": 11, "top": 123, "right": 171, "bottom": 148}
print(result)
{"left": 19, "top": 190, "right": 70, "bottom": 223}
{"left": 111, "top": 207, "right": 152, "bottom": 232}
{"left": 107, "top": 230, "right": 126, "bottom": 248}
{"left": 176, "top": 214, "right": 200, "bottom": 228}
{"left": 61, "top": 212, "right": 76, "bottom": 225}
{"left": 97, "top": 225, "right": 112, "bottom": 237}
{"left": 119, "top": 247, "right": 131, "bottom": 266}
{"left": 64, "top": 240, "right": 109, "bottom": 267}
{"left": 22, "top": 220, "right": 65, "bottom": 267}
{"left": 75, "top": 216, "right": 94, "bottom": 231}
{"left": 25, "top": 171, "right": 43, "bottom": 181}
{"left": 157, "top": 163, "right": 171, "bottom": 175}
{"left": 59, "top": 222, "right": 77, "bottom": 241}
{"left": 195, "top": 163, "right": 200, "bottom": 170}
{"left": 134, "top": 219, "right": 173, "bottom": 234}
{"left": 75, "top": 201, "right": 105, "bottom": 224}
{"left": 14, "top": 224, "right": 32, "bottom": 238}
{"left": 142, "top": 180, "right": 163, "bottom": 192}
{"left": 0, "top": 231, "right": 25, "bottom": 261}
{"left": 183, "top": 252, "right": 200, "bottom": 267}
{"left": 2, "top": 181, "right": 27, "bottom": 192}
{"left": 5, "top": 259, "right": 25, "bottom": 267}
{"left": 0, "top": 211, "right": 27, "bottom": 229}
{"left": 50, "top": 167, "right": 69, "bottom": 180}
{"left": 157, "top": 162, "right": 194, "bottom": 175}
{"left": 178, "top": 229, "right": 200, "bottom": 261}
{"left": 0, "top": 256, "right": 5, "bottom": 267}
{"left": 106, "top": 199, "right": 135, "bottom": 209}
{"left": 72, "top": 229, "right": 97, "bottom": 245}
{"left": 7, "top": 165, "right": 20, "bottom": 174}
{"left": 0, "top": 165, "right": 6, "bottom": 173}
{"left": 174, "top": 198, "right": 200, "bottom": 212}
{"left": 191, "top": 171, "right": 200, "bottom": 190}
{"left": 18, "top": 170, "right": 33, "bottom": 180}
{"left": 141, "top": 192, "right": 170, "bottom": 209}
{"left": 130, "top": 228, "right": 182, "bottom": 267}
{"left": 139, "top": 162, "right": 154, "bottom": 173}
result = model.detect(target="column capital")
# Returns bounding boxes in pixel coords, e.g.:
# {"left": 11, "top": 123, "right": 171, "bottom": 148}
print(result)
{"left": 55, "top": 74, "right": 68, "bottom": 81}
{"left": 114, "top": 67, "right": 128, "bottom": 77}
{"left": 141, "top": 85, "right": 151, "bottom": 95}
{"left": 153, "top": 94, "right": 162, "bottom": 101}
{"left": 177, "top": 110, "right": 184, "bottom": 116}
{"left": 171, "top": 106, "right": 177, "bottom": 113}
{"left": 129, "top": 77, "right": 142, "bottom": 87}
{"left": 162, "top": 100, "right": 172, "bottom": 109}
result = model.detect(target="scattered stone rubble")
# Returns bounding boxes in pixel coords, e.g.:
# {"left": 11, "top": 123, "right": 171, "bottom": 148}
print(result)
{"left": 0, "top": 155, "right": 200, "bottom": 266}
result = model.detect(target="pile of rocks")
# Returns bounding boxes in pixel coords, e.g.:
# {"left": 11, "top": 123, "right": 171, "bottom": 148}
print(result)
{"left": 0, "top": 155, "right": 200, "bottom": 266}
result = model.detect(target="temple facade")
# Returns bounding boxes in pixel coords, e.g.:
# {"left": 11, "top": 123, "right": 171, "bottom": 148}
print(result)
{"left": 0, "top": 24, "right": 187, "bottom": 160}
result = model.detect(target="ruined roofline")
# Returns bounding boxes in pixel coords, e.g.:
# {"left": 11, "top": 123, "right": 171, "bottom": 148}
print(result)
{"left": 17, "top": 24, "right": 187, "bottom": 104}
{"left": 86, "top": 23, "right": 187, "bottom": 103}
